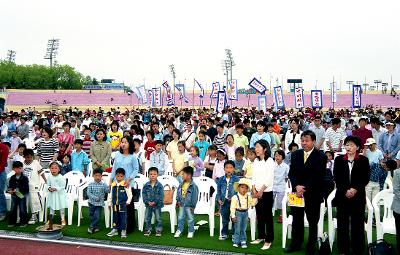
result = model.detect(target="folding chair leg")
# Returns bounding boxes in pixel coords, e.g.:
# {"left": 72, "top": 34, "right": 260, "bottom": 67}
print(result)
{"left": 77, "top": 205, "right": 81, "bottom": 226}
{"left": 104, "top": 206, "right": 110, "bottom": 228}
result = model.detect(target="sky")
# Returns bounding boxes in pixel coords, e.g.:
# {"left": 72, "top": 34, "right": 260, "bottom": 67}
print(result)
{"left": 1, "top": 0, "right": 400, "bottom": 91}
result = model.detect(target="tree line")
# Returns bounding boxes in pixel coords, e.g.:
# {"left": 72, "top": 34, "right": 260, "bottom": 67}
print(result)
{"left": 0, "top": 60, "right": 97, "bottom": 90}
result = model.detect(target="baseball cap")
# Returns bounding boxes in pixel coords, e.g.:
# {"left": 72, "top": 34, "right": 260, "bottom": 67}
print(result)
{"left": 364, "top": 138, "right": 376, "bottom": 146}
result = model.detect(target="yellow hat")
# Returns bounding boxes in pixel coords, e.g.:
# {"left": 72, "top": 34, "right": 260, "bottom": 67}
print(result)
{"left": 234, "top": 178, "right": 252, "bottom": 192}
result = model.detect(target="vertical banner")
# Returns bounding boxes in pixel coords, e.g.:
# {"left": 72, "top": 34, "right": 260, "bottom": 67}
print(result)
{"left": 352, "top": 84, "right": 362, "bottom": 108}
{"left": 273, "top": 86, "right": 285, "bottom": 109}
{"left": 210, "top": 82, "right": 220, "bottom": 98}
{"left": 162, "top": 81, "right": 174, "bottom": 106}
{"left": 248, "top": 77, "right": 267, "bottom": 94}
{"left": 216, "top": 91, "right": 226, "bottom": 113}
{"left": 228, "top": 79, "right": 238, "bottom": 100}
{"left": 137, "top": 85, "right": 147, "bottom": 104}
{"left": 195, "top": 79, "right": 204, "bottom": 106}
{"left": 147, "top": 89, "right": 154, "bottom": 106}
{"left": 152, "top": 87, "right": 162, "bottom": 107}
{"left": 175, "top": 84, "right": 189, "bottom": 103}
{"left": 294, "top": 87, "right": 304, "bottom": 109}
{"left": 330, "top": 82, "right": 337, "bottom": 103}
{"left": 311, "top": 90, "right": 323, "bottom": 108}
{"left": 258, "top": 96, "right": 267, "bottom": 112}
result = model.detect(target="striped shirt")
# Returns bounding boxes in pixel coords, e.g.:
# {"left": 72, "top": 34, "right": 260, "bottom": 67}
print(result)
{"left": 82, "top": 137, "right": 94, "bottom": 155}
{"left": 213, "top": 133, "right": 226, "bottom": 150}
{"left": 37, "top": 138, "right": 59, "bottom": 164}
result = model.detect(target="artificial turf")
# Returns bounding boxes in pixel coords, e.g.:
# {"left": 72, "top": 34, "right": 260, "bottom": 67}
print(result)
{"left": 0, "top": 206, "right": 396, "bottom": 255}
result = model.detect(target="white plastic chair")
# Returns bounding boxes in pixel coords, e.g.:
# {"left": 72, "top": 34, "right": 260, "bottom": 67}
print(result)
{"left": 384, "top": 176, "right": 393, "bottom": 190}
{"left": 110, "top": 151, "right": 117, "bottom": 167}
{"left": 86, "top": 162, "right": 93, "bottom": 178}
{"left": 193, "top": 176, "right": 217, "bottom": 236}
{"left": 164, "top": 159, "right": 174, "bottom": 177}
{"left": 76, "top": 181, "right": 110, "bottom": 228}
{"left": 327, "top": 189, "right": 373, "bottom": 249}
{"left": 273, "top": 180, "right": 292, "bottom": 216}
{"left": 158, "top": 175, "right": 179, "bottom": 233}
{"left": 281, "top": 193, "right": 325, "bottom": 248}
{"left": 132, "top": 174, "right": 148, "bottom": 231}
{"left": 63, "top": 171, "right": 86, "bottom": 225}
{"left": 372, "top": 189, "right": 395, "bottom": 240}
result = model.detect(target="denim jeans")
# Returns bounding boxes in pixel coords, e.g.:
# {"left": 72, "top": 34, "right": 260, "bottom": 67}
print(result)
{"left": 233, "top": 210, "right": 248, "bottom": 245}
{"left": 220, "top": 200, "right": 234, "bottom": 236}
{"left": 9, "top": 196, "right": 28, "bottom": 225}
{"left": 0, "top": 171, "right": 6, "bottom": 216}
{"left": 145, "top": 206, "right": 162, "bottom": 232}
{"left": 89, "top": 203, "right": 102, "bottom": 229}
{"left": 177, "top": 207, "right": 194, "bottom": 233}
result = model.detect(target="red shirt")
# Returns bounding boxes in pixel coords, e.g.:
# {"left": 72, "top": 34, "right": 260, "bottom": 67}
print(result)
{"left": 0, "top": 143, "right": 9, "bottom": 173}
{"left": 144, "top": 140, "right": 156, "bottom": 160}
{"left": 82, "top": 137, "right": 93, "bottom": 155}
{"left": 352, "top": 127, "right": 372, "bottom": 149}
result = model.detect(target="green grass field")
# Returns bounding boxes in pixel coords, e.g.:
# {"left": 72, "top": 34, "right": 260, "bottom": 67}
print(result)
{"left": 0, "top": 206, "right": 397, "bottom": 255}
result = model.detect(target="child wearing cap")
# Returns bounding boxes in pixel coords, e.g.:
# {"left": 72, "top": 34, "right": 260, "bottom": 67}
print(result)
{"left": 230, "top": 178, "right": 257, "bottom": 248}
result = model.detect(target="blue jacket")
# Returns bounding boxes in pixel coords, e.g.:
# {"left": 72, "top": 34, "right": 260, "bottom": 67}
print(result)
{"left": 217, "top": 175, "right": 239, "bottom": 203}
{"left": 378, "top": 131, "right": 400, "bottom": 158}
{"left": 142, "top": 181, "right": 164, "bottom": 209}
{"left": 111, "top": 181, "right": 129, "bottom": 206}
{"left": 177, "top": 180, "right": 199, "bottom": 209}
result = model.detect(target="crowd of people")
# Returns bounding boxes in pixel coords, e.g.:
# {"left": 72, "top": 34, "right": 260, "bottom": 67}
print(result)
{"left": 0, "top": 105, "right": 399, "bottom": 255}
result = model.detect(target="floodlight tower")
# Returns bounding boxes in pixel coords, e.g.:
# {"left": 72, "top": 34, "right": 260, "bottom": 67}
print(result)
{"left": 44, "top": 39, "right": 60, "bottom": 67}
{"left": 225, "top": 49, "right": 235, "bottom": 82}
{"left": 6, "top": 50, "right": 16, "bottom": 63}
{"left": 374, "top": 80, "right": 382, "bottom": 92}
{"left": 169, "top": 64, "right": 176, "bottom": 103}
{"left": 221, "top": 60, "right": 230, "bottom": 90}
{"left": 346, "top": 80, "right": 354, "bottom": 91}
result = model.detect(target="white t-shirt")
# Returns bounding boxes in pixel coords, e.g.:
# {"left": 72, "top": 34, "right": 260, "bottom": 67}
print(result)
{"left": 252, "top": 157, "right": 275, "bottom": 192}
{"left": 23, "top": 159, "right": 43, "bottom": 190}
{"left": 365, "top": 149, "right": 384, "bottom": 165}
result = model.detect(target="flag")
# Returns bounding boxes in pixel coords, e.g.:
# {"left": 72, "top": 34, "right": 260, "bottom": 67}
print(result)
{"left": 258, "top": 96, "right": 267, "bottom": 112}
{"left": 162, "top": 81, "right": 174, "bottom": 106}
{"left": 294, "top": 87, "right": 304, "bottom": 109}
{"left": 195, "top": 79, "right": 204, "bottom": 106}
{"left": 133, "top": 86, "right": 142, "bottom": 100}
{"left": 311, "top": 90, "right": 323, "bottom": 108}
{"left": 273, "top": 86, "right": 285, "bottom": 109}
{"left": 152, "top": 87, "right": 162, "bottom": 107}
{"left": 147, "top": 89, "right": 153, "bottom": 106}
{"left": 228, "top": 79, "right": 238, "bottom": 100}
{"left": 248, "top": 77, "right": 267, "bottom": 94}
{"left": 216, "top": 91, "right": 227, "bottom": 113}
{"left": 175, "top": 84, "right": 189, "bottom": 103}
{"left": 137, "top": 85, "right": 147, "bottom": 104}
{"left": 352, "top": 84, "right": 362, "bottom": 108}
{"left": 210, "top": 82, "right": 219, "bottom": 98}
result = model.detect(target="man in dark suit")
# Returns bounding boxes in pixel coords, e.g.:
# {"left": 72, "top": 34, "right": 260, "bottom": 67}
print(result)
{"left": 286, "top": 130, "right": 327, "bottom": 255}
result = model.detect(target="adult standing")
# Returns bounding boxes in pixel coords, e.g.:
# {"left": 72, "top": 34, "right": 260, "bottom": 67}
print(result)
{"left": 333, "top": 136, "right": 370, "bottom": 255}
{"left": 0, "top": 142, "right": 9, "bottom": 221}
{"left": 309, "top": 115, "right": 325, "bottom": 151}
{"left": 251, "top": 139, "right": 275, "bottom": 250}
{"left": 37, "top": 127, "right": 59, "bottom": 169}
{"left": 57, "top": 122, "right": 75, "bottom": 155}
{"left": 283, "top": 119, "right": 302, "bottom": 153}
{"left": 379, "top": 121, "right": 400, "bottom": 160}
{"left": 352, "top": 117, "right": 373, "bottom": 151}
{"left": 391, "top": 167, "right": 400, "bottom": 255}
{"left": 370, "top": 117, "right": 386, "bottom": 144}
{"left": 324, "top": 117, "right": 346, "bottom": 153}
{"left": 90, "top": 129, "right": 112, "bottom": 169}
{"left": 286, "top": 130, "right": 327, "bottom": 255}
{"left": 109, "top": 136, "right": 139, "bottom": 233}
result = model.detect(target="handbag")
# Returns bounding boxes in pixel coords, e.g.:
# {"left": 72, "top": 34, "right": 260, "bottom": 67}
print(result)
{"left": 163, "top": 184, "right": 175, "bottom": 205}
{"left": 368, "top": 239, "right": 395, "bottom": 255}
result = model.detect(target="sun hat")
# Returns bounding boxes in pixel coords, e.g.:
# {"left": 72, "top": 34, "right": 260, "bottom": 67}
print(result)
{"left": 234, "top": 178, "right": 252, "bottom": 192}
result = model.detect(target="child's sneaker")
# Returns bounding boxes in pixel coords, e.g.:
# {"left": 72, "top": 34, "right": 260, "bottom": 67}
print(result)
{"left": 187, "top": 232, "right": 194, "bottom": 239}
{"left": 16, "top": 218, "right": 20, "bottom": 224}
{"left": 219, "top": 235, "right": 228, "bottom": 241}
{"left": 233, "top": 244, "right": 239, "bottom": 248}
{"left": 7, "top": 224, "right": 15, "bottom": 228}
{"left": 93, "top": 228, "right": 100, "bottom": 233}
{"left": 28, "top": 214, "right": 38, "bottom": 225}
{"left": 121, "top": 230, "right": 127, "bottom": 238}
{"left": 107, "top": 229, "right": 118, "bottom": 237}
{"left": 61, "top": 219, "right": 66, "bottom": 226}
{"left": 174, "top": 230, "right": 182, "bottom": 238}
{"left": 143, "top": 230, "right": 151, "bottom": 236}
{"left": 155, "top": 230, "right": 162, "bottom": 237}
{"left": 20, "top": 223, "right": 27, "bottom": 227}
{"left": 241, "top": 242, "right": 248, "bottom": 249}
{"left": 87, "top": 228, "right": 94, "bottom": 234}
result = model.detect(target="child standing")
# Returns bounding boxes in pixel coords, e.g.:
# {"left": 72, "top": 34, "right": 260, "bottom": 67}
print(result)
{"left": 243, "top": 148, "right": 256, "bottom": 179}
{"left": 224, "top": 134, "right": 237, "bottom": 160}
{"left": 193, "top": 130, "right": 210, "bottom": 161}
{"left": 47, "top": 161, "right": 68, "bottom": 226}
{"left": 204, "top": 145, "right": 217, "bottom": 178}
{"left": 142, "top": 167, "right": 164, "bottom": 237}
{"left": 174, "top": 166, "right": 199, "bottom": 239}
{"left": 217, "top": 160, "right": 239, "bottom": 240}
{"left": 149, "top": 140, "right": 166, "bottom": 176}
{"left": 11, "top": 143, "right": 26, "bottom": 163}
{"left": 272, "top": 150, "right": 289, "bottom": 223}
{"left": 172, "top": 141, "right": 189, "bottom": 182}
{"left": 23, "top": 149, "right": 46, "bottom": 225}
{"left": 87, "top": 168, "right": 109, "bottom": 234}
{"left": 188, "top": 146, "right": 204, "bottom": 177}
{"left": 212, "top": 149, "right": 227, "bottom": 181}
{"left": 323, "top": 151, "right": 335, "bottom": 203}
{"left": 7, "top": 161, "right": 29, "bottom": 227}
{"left": 284, "top": 143, "right": 299, "bottom": 166}
{"left": 231, "top": 178, "right": 258, "bottom": 248}
{"left": 144, "top": 131, "right": 156, "bottom": 160}
{"left": 10, "top": 131, "right": 22, "bottom": 155}
{"left": 107, "top": 168, "right": 133, "bottom": 238}
{"left": 71, "top": 139, "right": 90, "bottom": 175}
{"left": 233, "top": 147, "right": 246, "bottom": 177}
{"left": 61, "top": 154, "right": 72, "bottom": 175}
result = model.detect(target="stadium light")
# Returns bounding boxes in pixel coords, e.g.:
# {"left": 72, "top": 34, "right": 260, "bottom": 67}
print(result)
{"left": 169, "top": 64, "right": 176, "bottom": 103}
{"left": 44, "top": 38, "right": 60, "bottom": 67}
{"left": 225, "top": 49, "right": 235, "bottom": 82}
{"left": 346, "top": 80, "right": 354, "bottom": 91}
{"left": 6, "top": 50, "right": 16, "bottom": 63}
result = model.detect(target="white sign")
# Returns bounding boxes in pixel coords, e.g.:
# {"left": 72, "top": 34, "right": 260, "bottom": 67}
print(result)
{"left": 311, "top": 90, "right": 323, "bottom": 108}
{"left": 229, "top": 79, "right": 238, "bottom": 100}
{"left": 152, "top": 87, "right": 162, "bottom": 107}
{"left": 294, "top": 87, "right": 304, "bottom": 109}
{"left": 216, "top": 91, "right": 226, "bottom": 113}
{"left": 258, "top": 96, "right": 267, "bottom": 112}
{"left": 273, "top": 86, "right": 285, "bottom": 109}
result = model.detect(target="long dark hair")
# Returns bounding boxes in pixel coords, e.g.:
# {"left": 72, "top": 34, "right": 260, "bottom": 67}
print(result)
{"left": 254, "top": 139, "right": 271, "bottom": 160}
{"left": 120, "top": 136, "right": 135, "bottom": 155}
